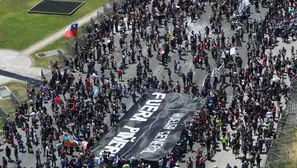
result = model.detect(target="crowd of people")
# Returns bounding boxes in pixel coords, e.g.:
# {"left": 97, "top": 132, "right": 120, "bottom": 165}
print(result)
{"left": 1, "top": 0, "right": 297, "bottom": 167}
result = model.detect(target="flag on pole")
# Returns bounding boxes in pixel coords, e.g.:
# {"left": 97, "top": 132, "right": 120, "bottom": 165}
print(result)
{"left": 73, "top": 140, "right": 80, "bottom": 146}
{"left": 159, "top": 48, "right": 165, "bottom": 55}
{"left": 63, "top": 136, "right": 72, "bottom": 146}
{"left": 259, "top": 58, "right": 265, "bottom": 65}
{"left": 64, "top": 23, "right": 78, "bottom": 39}
{"left": 90, "top": 18, "right": 95, "bottom": 27}
{"left": 214, "top": 62, "right": 225, "bottom": 78}
{"left": 66, "top": 123, "right": 75, "bottom": 128}
{"left": 54, "top": 96, "right": 61, "bottom": 105}
{"left": 41, "top": 70, "right": 45, "bottom": 80}
{"left": 287, "top": 21, "right": 295, "bottom": 31}
{"left": 63, "top": 136, "right": 78, "bottom": 147}
{"left": 93, "top": 87, "right": 100, "bottom": 95}
{"left": 81, "top": 141, "right": 88, "bottom": 150}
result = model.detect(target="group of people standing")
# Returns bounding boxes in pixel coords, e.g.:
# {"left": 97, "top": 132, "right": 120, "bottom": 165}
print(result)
{"left": 1, "top": 0, "right": 297, "bottom": 167}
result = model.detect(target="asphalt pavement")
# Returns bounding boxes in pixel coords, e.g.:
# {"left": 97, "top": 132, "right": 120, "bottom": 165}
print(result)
{"left": 178, "top": 4, "right": 294, "bottom": 168}
{"left": 0, "top": 2, "right": 273, "bottom": 168}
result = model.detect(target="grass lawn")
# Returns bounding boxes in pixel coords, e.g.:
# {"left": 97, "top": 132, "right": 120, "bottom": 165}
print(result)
{"left": 0, "top": 81, "right": 27, "bottom": 115}
{"left": 32, "top": 27, "right": 84, "bottom": 67}
{"left": 32, "top": 54, "right": 61, "bottom": 68}
{"left": 0, "top": 99, "right": 14, "bottom": 136}
{"left": 0, "top": 82, "right": 27, "bottom": 135}
{"left": 0, "top": 0, "right": 107, "bottom": 51}
{"left": 0, "top": 100, "right": 15, "bottom": 118}
{"left": 4, "top": 82, "right": 28, "bottom": 102}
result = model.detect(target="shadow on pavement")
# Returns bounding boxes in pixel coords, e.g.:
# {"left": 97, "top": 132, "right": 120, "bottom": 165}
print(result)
{"left": 0, "top": 69, "right": 42, "bottom": 83}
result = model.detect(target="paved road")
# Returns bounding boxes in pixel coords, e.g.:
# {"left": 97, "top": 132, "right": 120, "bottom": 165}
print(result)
{"left": 0, "top": 1, "right": 214, "bottom": 168}
{"left": 200, "top": 39, "right": 293, "bottom": 168}
{"left": 0, "top": 1, "right": 288, "bottom": 168}
{"left": 0, "top": 49, "right": 51, "bottom": 84}
{"left": 179, "top": 6, "right": 295, "bottom": 168}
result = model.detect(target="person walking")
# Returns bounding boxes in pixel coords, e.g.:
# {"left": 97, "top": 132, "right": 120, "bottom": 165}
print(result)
{"left": 36, "top": 150, "right": 41, "bottom": 165}
{"left": 2, "top": 157, "right": 8, "bottom": 168}
{"left": 188, "top": 135, "right": 194, "bottom": 152}
{"left": 51, "top": 153, "right": 57, "bottom": 167}
{"left": 5, "top": 146, "right": 11, "bottom": 161}
{"left": 42, "top": 141, "right": 47, "bottom": 157}
{"left": 177, "top": 62, "right": 182, "bottom": 76}
{"left": 61, "top": 158, "right": 66, "bottom": 168}
{"left": 131, "top": 91, "right": 136, "bottom": 103}
{"left": 14, "top": 146, "right": 19, "bottom": 162}
{"left": 221, "top": 133, "right": 229, "bottom": 150}
{"left": 187, "top": 157, "right": 193, "bottom": 168}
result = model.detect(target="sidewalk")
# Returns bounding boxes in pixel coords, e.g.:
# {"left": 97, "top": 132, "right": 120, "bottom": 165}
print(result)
{"left": 0, "top": 49, "right": 50, "bottom": 84}
{"left": 21, "top": 4, "right": 111, "bottom": 55}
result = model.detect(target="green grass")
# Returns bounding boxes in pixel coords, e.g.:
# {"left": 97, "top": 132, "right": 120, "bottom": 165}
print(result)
{"left": 32, "top": 25, "right": 84, "bottom": 67}
{"left": 0, "top": 81, "right": 27, "bottom": 115}
{"left": 32, "top": 54, "right": 61, "bottom": 68}
{"left": 32, "top": 38, "right": 71, "bottom": 67}
{"left": 0, "top": 0, "right": 107, "bottom": 51}
{"left": 0, "top": 82, "right": 27, "bottom": 135}
{"left": 4, "top": 82, "right": 28, "bottom": 102}
{"left": 0, "top": 100, "right": 15, "bottom": 117}
{"left": 0, "top": 81, "right": 27, "bottom": 113}
{"left": 0, "top": 99, "right": 15, "bottom": 135}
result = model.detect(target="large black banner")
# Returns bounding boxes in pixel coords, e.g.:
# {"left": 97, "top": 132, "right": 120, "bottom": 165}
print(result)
{"left": 92, "top": 91, "right": 204, "bottom": 161}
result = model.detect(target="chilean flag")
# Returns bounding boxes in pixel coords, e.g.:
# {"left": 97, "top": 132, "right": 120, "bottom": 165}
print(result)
{"left": 159, "top": 48, "right": 165, "bottom": 55}
{"left": 64, "top": 23, "right": 78, "bottom": 39}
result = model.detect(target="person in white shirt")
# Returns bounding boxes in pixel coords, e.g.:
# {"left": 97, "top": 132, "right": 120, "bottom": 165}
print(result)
{"left": 158, "top": 159, "right": 163, "bottom": 168}
{"left": 92, "top": 73, "right": 99, "bottom": 86}
{"left": 177, "top": 62, "right": 182, "bottom": 76}
{"left": 257, "top": 116, "right": 264, "bottom": 127}
{"left": 108, "top": 154, "right": 114, "bottom": 162}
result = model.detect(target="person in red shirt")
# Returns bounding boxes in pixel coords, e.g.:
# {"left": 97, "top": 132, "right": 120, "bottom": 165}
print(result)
{"left": 9, "top": 133, "right": 14, "bottom": 147}
{"left": 25, "top": 127, "right": 29, "bottom": 137}
{"left": 117, "top": 68, "right": 123, "bottom": 80}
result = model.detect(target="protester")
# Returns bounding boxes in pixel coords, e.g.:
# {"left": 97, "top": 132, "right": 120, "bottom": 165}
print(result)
{"left": 1, "top": 0, "right": 297, "bottom": 167}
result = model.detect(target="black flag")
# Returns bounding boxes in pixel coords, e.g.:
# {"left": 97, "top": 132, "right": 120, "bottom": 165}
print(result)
{"left": 91, "top": 18, "right": 95, "bottom": 27}
{"left": 41, "top": 70, "right": 45, "bottom": 80}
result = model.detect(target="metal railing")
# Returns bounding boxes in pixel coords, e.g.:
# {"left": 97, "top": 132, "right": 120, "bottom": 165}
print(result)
{"left": 0, "top": 106, "right": 7, "bottom": 118}
{"left": 265, "top": 78, "right": 297, "bottom": 168}
{"left": 0, "top": 116, "right": 6, "bottom": 137}
{"left": 64, "top": 1, "right": 118, "bottom": 60}
{"left": 10, "top": 93, "right": 21, "bottom": 110}
{"left": 0, "top": 105, "right": 8, "bottom": 137}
